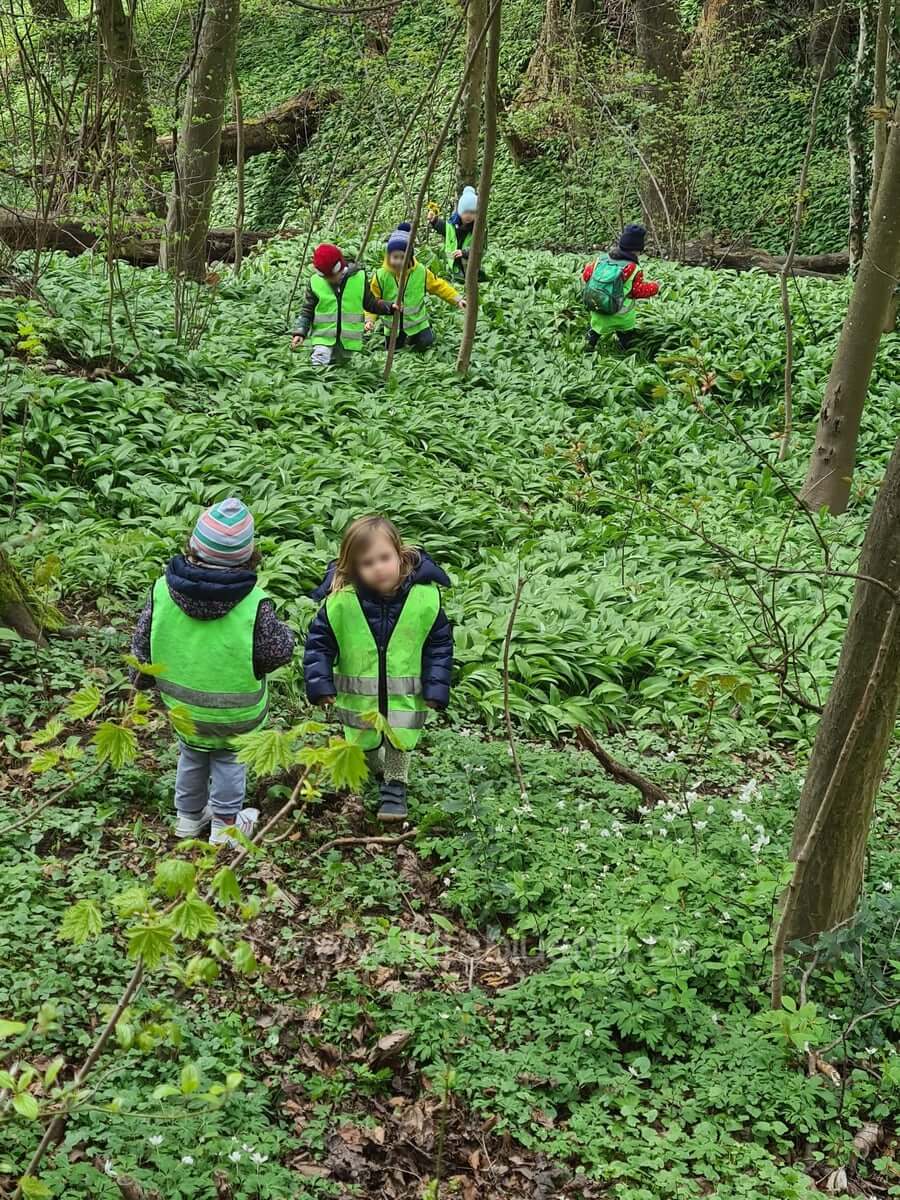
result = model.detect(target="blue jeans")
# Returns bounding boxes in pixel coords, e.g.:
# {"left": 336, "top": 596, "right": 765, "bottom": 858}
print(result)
{"left": 174, "top": 743, "right": 246, "bottom": 820}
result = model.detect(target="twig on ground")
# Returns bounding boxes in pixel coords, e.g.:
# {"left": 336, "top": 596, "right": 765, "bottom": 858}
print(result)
{"left": 314, "top": 830, "right": 416, "bottom": 856}
{"left": 575, "top": 726, "right": 674, "bottom": 808}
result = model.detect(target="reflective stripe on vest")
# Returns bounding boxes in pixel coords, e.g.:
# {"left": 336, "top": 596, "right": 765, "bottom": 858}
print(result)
{"left": 309, "top": 271, "right": 367, "bottom": 350}
{"left": 149, "top": 577, "right": 269, "bottom": 750}
{"left": 374, "top": 263, "right": 430, "bottom": 336}
{"left": 325, "top": 583, "right": 441, "bottom": 751}
{"left": 444, "top": 220, "right": 472, "bottom": 270}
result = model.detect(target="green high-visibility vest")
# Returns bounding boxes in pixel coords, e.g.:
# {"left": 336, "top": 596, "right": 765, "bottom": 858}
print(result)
{"left": 326, "top": 583, "right": 440, "bottom": 751}
{"left": 589, "top": 260, "right": 637, "bottom": 335}
{"left": 444, "top": 221, "right": 473, "bottom": 272}
{"left": 309, "top": 271, "right": 366, "bottom": 351}
{"left": 150, "top": 577, "right": 269, "bottom": 750}
{"left": 374, "top": 263, "right": 429, "bottom": 336}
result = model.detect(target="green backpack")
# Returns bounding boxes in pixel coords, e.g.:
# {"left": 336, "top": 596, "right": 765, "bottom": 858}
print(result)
{"left": 583, "top": 256, "right": 626, "bottom": 315}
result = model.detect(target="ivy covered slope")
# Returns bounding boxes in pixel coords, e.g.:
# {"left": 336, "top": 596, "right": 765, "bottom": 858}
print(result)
{"left": 2, "top": 244, "right": 900, "bottom": 1200}
{"left": 135, "top": 0, "right": 854, "bottom": 253}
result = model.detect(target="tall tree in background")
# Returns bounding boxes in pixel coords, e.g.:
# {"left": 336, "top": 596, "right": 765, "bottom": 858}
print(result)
{"left": 456, "top": 0, "right": 500, "bottom": 373}
{"left": 776, "top": 437, "right": 900, "bottom": 962}
{"left": 846, "top": 0, "right": 874, "bottom": 268}
{"left": 631, "top": 0, "right": 686, "bottom": 253}
{"left": 456, "top": 0, "right": 487, "bottom": 191}
{"left": 162, "top": 0, "right": 240, "bottom": 280}
{"left": 801, "top": 93, "right": 900, "bottom": 514}
{"left": 868, "top": 0, "right": 893, "bottom": 207}
{"left": 98, "top": 0, "right": 161, "bottom": 208}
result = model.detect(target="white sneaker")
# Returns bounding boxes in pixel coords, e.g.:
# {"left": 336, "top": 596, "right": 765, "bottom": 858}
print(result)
{"left": 210, "top": 808, "right": 259, "bottom": 847}
{"left": 174, "top": 805, "right": 212, "bottom": 838}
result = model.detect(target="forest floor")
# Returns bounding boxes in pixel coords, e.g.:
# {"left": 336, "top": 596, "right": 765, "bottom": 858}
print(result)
{"left": 2, "top": 245, "right": 900, "bottom": 1200}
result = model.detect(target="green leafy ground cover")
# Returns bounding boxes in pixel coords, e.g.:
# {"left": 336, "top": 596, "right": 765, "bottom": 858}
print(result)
{"left": 2, "top": 244, "right": 900, "bottom": 1198}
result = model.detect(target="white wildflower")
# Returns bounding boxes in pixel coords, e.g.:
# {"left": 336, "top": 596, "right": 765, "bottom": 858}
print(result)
{"left": 104, "top": 1160, "right": 117, "bottom": 1179}
{"left": 879, "top": 880, "right": 893, "bottom": 893}
{"left": 662, "top": 810, "right": 676, "bottom": 823}
{"left": 695, "top": 820, "right": 707, "bottom": 831}
{"left": 599, "top": 828, "right": 611, "bottom": 838}
{"left": 181, "top": 1156, "right": 194, "bottom": 1166}
{"left": 684, "top": 790, "right": 699, "bottom": 804}
{"left": 664, "top": 750, "right": 676, "bottom": 761}
{"left": 148, "top": 1135, "right": 163, "bottom": 1148}
{"left": 731, "top": 808, "right": 747, "bottom": 823}
{"left": 580, "top": 820, "right": 590, "bottom": 831}
{"left": 575, "top": 841, "right": 588, "bottom": 853}
{"left": 242, "top": 1144, "right": 255, "bottom": 1154}
{"left": 707, "top": 803, "right": 716, "bottom": 815}
{"left": 738, "top": 779, "right": 760, "bottom": 804}
{"left": 658, "top": 827, "right": 668, "bottom": 837}
{"left": 228, "top": 1150, "right": 242, "bottom": 1163}
{"left": 641, "top": 935, "right": 657, "bottom": 946}
{"left": 584, "top": 1027, "right": 593, "bottom": 1040}
{"left": 250, "top": 1152, "right": 269, "bottom": 1166}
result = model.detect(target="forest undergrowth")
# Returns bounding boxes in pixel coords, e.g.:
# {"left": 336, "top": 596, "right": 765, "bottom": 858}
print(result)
{"left": 2, "top": 244, "right": 900, "bottom": 1200}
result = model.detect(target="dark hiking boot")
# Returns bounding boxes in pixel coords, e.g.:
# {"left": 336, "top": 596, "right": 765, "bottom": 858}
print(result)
{"left": 377, "top": 781, "right": 408, "bottom": 824}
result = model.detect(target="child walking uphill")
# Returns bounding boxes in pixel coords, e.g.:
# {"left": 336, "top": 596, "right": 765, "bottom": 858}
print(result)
{"left": 428, "top": 186, "right": 479, "bottom": 281}
{"left": 582, "top": 224, "right": 659, "bottom": 352}
{"left": 367, "top": 223, "right": 466, "bottom": 351}
{"left": 291, "top": 243, "right": 398, "bottom": 367}
{"left": 131, "top": 498, "right": 295, "bottom": 844}
{"left": 303, "top": 516, "right": 453, "bottom": 824}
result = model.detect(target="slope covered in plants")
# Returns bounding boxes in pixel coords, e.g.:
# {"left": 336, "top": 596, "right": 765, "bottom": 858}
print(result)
{"left": 2, "top": 243, "right": 900, "bottom": 1199}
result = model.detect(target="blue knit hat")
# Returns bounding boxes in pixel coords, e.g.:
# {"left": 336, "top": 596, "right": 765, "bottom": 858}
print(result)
{"left": 457, "top": 186, "right": 478, "bottom": 215}
{"left": 619, "top": 223, "right": 647, "bottom": 253}
{"left": 386, "top": 222, "right": 412, "bottom": 254}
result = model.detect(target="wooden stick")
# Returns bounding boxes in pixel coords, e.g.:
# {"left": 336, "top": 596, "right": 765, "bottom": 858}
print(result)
{"left": 502, "top": 574, "right": 527, "bottom": 800}
{"left": 575, "top": 726, "right": 674, "bottom": 808}
{"left": 314, "top": 830, "right": 416, "bottom": 856}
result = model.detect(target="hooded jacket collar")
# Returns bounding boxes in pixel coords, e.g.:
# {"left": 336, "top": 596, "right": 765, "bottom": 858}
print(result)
{"left": 165, "top": 554, "right": 257, "bottom": 618}
{"left": 610, "top": 246, "right": 639, "bottom": 265}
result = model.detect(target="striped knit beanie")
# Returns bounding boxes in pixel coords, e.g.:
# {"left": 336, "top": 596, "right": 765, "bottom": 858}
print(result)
{"left": 189, "top": 498, "right": 255, "bottom": 566}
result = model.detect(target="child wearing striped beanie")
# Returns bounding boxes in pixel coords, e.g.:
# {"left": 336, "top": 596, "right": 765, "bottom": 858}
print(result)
{"left": 130, "top": 497, "right": 295, "bottom": 844}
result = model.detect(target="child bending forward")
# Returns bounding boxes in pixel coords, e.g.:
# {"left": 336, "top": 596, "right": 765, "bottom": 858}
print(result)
{"left": 131, "top": 498, "right": 295, "bottom": 843}
{"left": 366, "top": 223, "right": 465, "bottom": 351}
{"left": 304, "top": 516, "right": 453, "bottom": 823}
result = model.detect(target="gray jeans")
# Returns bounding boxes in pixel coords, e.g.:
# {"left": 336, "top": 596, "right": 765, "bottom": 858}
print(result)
{"left": 175, "top": 743, "right": 246, "bottom": 819}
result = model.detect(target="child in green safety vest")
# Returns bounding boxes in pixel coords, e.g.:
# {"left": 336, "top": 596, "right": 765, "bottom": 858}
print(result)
{"left": 428, "top": 186, "right": 480, "bottom": 281}
{"left": 130, "top": 498, "right": 295, "bottom": 844}
{"left": 290, "top": 243, "right": 398, "bottom": 366}
{"left": 366, "top": 223, "right": 466, "bottom": 351}
{"left": 303, "top": 516, "right": 453, "bottom": 824}
{"left": 582, "top": 224, "right": 660, "bottom": 353}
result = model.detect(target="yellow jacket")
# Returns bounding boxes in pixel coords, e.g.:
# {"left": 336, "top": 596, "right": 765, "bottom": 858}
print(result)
{"left": 367, "top": 256, "right": 461, "bottom": 318}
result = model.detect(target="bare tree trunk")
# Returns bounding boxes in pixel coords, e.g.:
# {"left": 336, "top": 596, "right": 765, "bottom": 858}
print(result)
{"left": 868, "top": 0, "right": 893, "bottom": 206}
{"left": 456, "top": 0, "right": 487, "bottom": 191}
{"left": 632, "top": 0, "right": 685, "bottom": 254}
{"left": 847, "top": 0, "right": 874, "bottom": 269}
{"left": 801, "top": 93, "right": 900, "bottom": 515}
{"left": 456, "top": 0, "right": 500, "bottom": 374}
{"left": 232, "top": 65, "right": 245, "bottom": 274}
{"left": 97, "top": 0, "right": 156, "bottom": 160}
{"left": 163, "top": 0, "right": 241, "bottom": 281}
{"left": 785, "top": 437, "right": 900, "bottom": 942}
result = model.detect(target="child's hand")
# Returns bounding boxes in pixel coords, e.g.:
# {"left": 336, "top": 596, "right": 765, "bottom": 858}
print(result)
{"left": 391, "top": 302, "right": 402, "bottom": 313}
{"left": 291, "top": 334, "right": 304, "bottom": 350}
{"left": 456, "top": 298, "right": 466, "bottom": 310}
{"left": 364, "top": 319, "right": 375, "bottom": 334}
{"left": 317, "top": 695, "right": 335, "bottom": 707}
{"left": 453, "top": 250, "right": 463, "bottom": 261}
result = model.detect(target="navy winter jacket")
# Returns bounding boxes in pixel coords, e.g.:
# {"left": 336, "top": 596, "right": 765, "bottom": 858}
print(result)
{"left": 303, "top": 552, "right": 453, "bottom": 709}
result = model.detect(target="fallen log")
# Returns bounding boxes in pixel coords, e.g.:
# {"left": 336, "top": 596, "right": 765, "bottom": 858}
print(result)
{"left": 0, "top": 207, "right": 285, "bottom": 265}
{"left": 155, "top": 88, "right": 338, "bottom": 166}
{"left": 575, "top": 726, "right": 674, "bottom": 809}
{"left": 678, "top": 238, "right": 849, "bottom": 278}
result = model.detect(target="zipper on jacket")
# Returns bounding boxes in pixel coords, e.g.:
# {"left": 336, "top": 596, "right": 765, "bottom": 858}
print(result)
{"left": 377, "top": 599, "right": 388, "bottom": 719}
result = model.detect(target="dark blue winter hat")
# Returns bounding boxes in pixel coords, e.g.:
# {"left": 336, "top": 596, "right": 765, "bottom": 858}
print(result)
{"left": 386, "top": 222, "right": 412, "bottom": 254}
{"left": 619, "top": 223, "right": 647, "bottom": 253}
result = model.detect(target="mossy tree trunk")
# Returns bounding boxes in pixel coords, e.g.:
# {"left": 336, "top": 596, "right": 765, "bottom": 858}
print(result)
{"left": 801, "top": 93, "right": 900, "bottom": 515}
{"left": 786, "top": 437, "right": 900, "bottom": 940}
{"left": 0, "top": 550, "right": 61, "bottom": 645}
{"left": 162, "top": 0, "right": 241, "bottom": 280}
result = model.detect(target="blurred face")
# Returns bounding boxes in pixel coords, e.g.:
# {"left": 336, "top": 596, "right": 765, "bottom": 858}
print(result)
{"left": 387, "top": 249, "right": 406, "bottom": 270}
{"left": 460, "top": 210, "right": 476, "bottom": 226}
{"left": 316, "top": 263, "right": 343, "bottom": 289}
{"left": 356, "top": 533, "right": 402, "bottom": 594}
